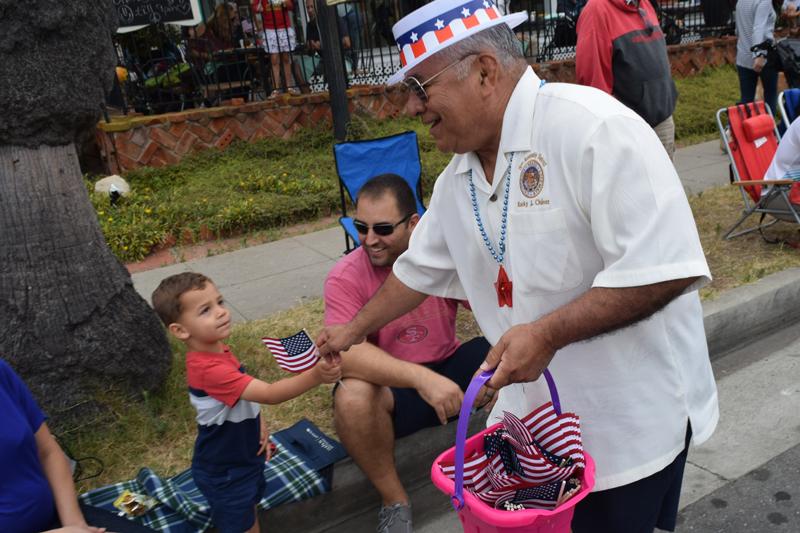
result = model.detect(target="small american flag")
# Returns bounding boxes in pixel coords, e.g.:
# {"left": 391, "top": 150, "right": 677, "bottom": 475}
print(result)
{"left": 261, "top": 330, "right": 319, "bottom": 373}
{"left": 500, "top": 482, "right": 563, "bottom": 510}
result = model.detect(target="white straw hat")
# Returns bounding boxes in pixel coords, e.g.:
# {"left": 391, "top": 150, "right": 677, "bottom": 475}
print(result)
{"left": 387, "top": 0, "right": 528, "bottom": 84}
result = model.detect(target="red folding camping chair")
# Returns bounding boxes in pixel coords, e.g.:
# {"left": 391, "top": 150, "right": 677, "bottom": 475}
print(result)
{"left": 717, "top": 101, "right": 800, "bottom": 239}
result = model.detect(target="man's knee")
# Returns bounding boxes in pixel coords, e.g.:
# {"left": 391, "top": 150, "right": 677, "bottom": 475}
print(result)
{"left": 333, "top": 379, "right": 391, "bottom": 419}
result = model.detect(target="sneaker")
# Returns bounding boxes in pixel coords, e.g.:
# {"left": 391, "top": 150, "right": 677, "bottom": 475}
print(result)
{"left": 377, "top": 503, "right": 412, "bottom": 533}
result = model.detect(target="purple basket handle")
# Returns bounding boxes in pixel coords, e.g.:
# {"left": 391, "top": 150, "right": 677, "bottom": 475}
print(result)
{"left": 451, "top": 368, "right": 561, "bottom": 511}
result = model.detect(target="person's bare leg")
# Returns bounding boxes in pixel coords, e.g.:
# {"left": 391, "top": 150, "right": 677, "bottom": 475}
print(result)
{"left": 334, "top": 378, "right": 408, "bottom": 505}
{"left": 246, "top": 506, "right": 260, "bottom": 533}
{"left": 280, "top": 52, "right": 295, "bottom": 91}
{"left": 269, "top": 53, "right": 281, "bottom": 93}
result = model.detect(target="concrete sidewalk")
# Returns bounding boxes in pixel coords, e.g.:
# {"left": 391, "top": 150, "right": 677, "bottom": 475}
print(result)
{"left": 131, "top": 139, "right": 729, "bottom": 318}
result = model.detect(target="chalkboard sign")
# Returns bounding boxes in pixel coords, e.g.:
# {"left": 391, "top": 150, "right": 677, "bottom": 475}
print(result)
{"left": 115, "top": 0, "right": 195, "bottom": 28}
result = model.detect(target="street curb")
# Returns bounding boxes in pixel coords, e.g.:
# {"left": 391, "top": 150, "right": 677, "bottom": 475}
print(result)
{"left": 263, "top": 268, "right": 800, "bottom": 532}
{"left": 703, "top": 267, "right": 800, "bottom": 359}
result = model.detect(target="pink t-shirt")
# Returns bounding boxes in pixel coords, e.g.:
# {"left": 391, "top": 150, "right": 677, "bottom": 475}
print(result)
{"left": 324, "top": 247, "right": 460, "bottom": 364}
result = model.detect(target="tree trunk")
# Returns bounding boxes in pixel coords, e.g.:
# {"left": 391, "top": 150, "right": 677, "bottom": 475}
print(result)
{"left": 0, "top": 1, "right": 170, "bottom": 424}
{"left": 0, "top": 143, "right": 171, "bottom": 422}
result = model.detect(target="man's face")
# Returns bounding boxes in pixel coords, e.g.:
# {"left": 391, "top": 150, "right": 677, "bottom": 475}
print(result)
{"left": 171, "top": 283, "right": 232, "bottom": 352}
{"left": 354, "top": 193, "right": 417, "bottom": 267}
{"left": 306, "top": 2, "right": 315, "bottom": 19}
{"left": 403, "top": 54, "right": 482, "bottom": 154}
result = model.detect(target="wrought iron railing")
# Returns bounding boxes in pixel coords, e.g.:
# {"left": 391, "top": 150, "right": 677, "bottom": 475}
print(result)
{"left": 108, "top": 0, "right": 736, "bottom": 117}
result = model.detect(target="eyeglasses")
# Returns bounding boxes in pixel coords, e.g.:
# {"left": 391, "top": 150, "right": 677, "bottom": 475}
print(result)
{"left": 385, "top": 54, "right": 477, "bottom": 107}
{"left": 353, "top": 213, "right": 413, "bottom": 236}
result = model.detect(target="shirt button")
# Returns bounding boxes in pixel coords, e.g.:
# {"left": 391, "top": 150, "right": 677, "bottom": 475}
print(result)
{"left": 489, "top": 193, "right": 497, "bottom": 202}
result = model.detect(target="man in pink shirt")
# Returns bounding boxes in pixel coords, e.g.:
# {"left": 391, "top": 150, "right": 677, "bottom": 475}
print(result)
{"left": 324, "top": 173, "right": 490, "bottom": 533}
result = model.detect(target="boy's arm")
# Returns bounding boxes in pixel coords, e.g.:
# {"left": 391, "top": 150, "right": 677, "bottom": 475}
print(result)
{"left": 241, "top": 358, "right": 340, "bottom": 404}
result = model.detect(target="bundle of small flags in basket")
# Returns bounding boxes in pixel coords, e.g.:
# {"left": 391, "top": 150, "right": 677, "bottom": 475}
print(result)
{"left": 438, "top": 402, "right": 585, "bottom": 511}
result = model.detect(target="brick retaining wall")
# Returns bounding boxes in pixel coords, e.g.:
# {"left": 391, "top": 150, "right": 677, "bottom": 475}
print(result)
{"left": 96, "top": 37, "right": 738, "bottom": 174}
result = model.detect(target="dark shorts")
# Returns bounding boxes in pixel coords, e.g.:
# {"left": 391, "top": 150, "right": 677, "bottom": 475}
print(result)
{"left": 193, "top": 463, "right": 265, "bottom": 533}
{"left": 572, "top": 423, "right": 692, "bottom": 533}
{"left": 392, "top": 336, "right": 490, "bottom": 438}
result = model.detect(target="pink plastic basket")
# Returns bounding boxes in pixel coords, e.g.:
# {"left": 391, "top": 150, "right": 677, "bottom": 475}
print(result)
{"left": 431, "top": 370, "right": 596, "bottom": 533}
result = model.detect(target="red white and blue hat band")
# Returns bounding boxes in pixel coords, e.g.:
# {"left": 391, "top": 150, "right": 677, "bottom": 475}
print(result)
{"left": 388, "top": 0, "right": 527, "bottom": 84}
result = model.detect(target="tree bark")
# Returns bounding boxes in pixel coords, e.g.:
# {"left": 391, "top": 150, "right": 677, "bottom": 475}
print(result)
{"left": 0, "top": 1, "right": 171, "bottom": 424}
{"left": 0, "top": 143, "right": 171, "bottom": 421}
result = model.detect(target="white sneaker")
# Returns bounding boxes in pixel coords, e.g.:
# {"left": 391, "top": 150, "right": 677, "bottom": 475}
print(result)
{"left": 377, "top": 503, "right": 412, "bottom": 533}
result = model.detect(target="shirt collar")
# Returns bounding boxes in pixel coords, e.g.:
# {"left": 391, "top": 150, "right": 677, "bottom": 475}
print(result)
{"left": 453, "top": 66, "right": 542, "bottom": 178}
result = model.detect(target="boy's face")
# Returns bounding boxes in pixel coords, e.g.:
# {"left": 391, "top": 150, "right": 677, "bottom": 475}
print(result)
{"left": 169, "top": 283, "right": 232, "bottom": 352}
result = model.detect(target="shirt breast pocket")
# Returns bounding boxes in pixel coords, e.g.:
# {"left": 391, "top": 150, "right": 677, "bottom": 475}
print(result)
{"left": 508, "top": 209, "right": 583, "bottom": 294}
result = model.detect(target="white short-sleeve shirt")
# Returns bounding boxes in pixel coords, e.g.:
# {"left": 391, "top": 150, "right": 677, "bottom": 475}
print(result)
{"left": 393, "top": 67, "right": 719, "bottom": 491}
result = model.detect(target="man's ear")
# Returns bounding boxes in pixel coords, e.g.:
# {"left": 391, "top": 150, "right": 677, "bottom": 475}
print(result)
{"left": 169, "top": 322, "right": 190, "bottom": 340}
{"left": 408, "top": 212, "right": 421, "bottom": 230}
{"left": 476, "top": 54, "right": 500, "bottom": 91}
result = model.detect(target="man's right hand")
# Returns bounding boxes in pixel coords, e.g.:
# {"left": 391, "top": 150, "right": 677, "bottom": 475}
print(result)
{"left": 754, "top": 55, "right": 767, "bottom": 73}
{"left": 316, "top": 324, "right": 365, "bottom": 358}
{"left": 416, "top": 370, "right": 464, "bottom": 425}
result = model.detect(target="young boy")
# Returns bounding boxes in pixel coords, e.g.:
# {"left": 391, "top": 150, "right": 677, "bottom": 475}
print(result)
{"left": 151, "top": 272, "right": 341, "bottom": 533}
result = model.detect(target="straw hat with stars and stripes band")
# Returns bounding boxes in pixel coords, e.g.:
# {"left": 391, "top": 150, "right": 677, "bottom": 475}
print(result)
{"left": 387, "top": 0, "right": 528, "bottom": 85}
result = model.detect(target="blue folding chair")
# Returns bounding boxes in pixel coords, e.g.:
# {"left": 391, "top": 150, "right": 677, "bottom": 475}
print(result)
{"left": 778, "top": 88, "right": 800, "bottom": 127}
{"left": 333, "top": 131, "right": 425, "bottom": 252}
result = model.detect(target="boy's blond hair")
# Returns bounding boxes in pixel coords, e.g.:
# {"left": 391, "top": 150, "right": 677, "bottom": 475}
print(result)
{"left": 151, "top": 272, "right": 213, "bottom": 326}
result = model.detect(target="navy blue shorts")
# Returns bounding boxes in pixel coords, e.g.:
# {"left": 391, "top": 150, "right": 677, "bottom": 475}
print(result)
{"left": 571, "top": 423, "right": 692, "bottom": 533}
{"left": 392, "top": 336, "right": 490, "bottom": 438}
{"left": 193, "top": 463, "right": 265, "bottom": 533}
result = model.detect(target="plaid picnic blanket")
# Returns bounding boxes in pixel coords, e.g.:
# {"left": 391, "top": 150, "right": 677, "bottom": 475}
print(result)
{"left": 79, "top": 441, "right": 328, "bottom": 533}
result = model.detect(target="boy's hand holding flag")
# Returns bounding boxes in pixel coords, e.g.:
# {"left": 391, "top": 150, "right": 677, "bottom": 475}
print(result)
{"left": 261, "top": 329, "right": 344, "bottom": 385}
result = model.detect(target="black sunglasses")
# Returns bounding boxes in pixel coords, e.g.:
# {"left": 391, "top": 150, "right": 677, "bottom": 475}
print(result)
{"left": 353, "top": 213, "right": 413, "bottom": 236}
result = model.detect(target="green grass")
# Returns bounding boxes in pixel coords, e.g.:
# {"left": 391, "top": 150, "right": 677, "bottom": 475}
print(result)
{"left": 673, "top": 64, "right": 741, "bottom": 144}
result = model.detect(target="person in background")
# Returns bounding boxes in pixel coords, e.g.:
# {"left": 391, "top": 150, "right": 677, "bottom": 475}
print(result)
{"left": 337, "top": 2, "right": 363, "bottom": 73}
{"left": 576, "top": 0, "right": 678, "bottom": 160}
{"left": 0, "top": 358, "right": 155, "bottom": 533}
{"left": 253, "top": 0, "right": 300, "bottom": 96}
{"left": 736, "top": 0, "right": 779, "bottom": 116}
{"left": 300, "top": 0, "right": 352, "bottom": 80}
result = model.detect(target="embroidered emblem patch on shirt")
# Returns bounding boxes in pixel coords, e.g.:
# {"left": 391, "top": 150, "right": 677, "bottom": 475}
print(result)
{"left": 519, "top": 153, "right": 546, "bottom": 199}
{"left": 396, "top": 325, "right": 428, "bottom": 344}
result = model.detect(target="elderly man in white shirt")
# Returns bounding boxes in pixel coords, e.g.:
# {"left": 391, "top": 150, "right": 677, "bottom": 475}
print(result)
{"left": 317, "top": 1, "right": 718, "bottom": 532}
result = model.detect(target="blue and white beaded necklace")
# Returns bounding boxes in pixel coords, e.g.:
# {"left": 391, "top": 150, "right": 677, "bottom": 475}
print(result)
{"left": 468, "top": 152, "right": 514, "bottom": 307}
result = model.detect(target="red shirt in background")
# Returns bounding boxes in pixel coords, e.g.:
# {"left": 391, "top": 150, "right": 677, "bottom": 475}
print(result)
{"left": 253, "top": 0, "right": 293, "bottom": 29}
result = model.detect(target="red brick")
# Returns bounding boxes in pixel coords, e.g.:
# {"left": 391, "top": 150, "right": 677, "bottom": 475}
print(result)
{"left": 209, "top": 117, "right": 228, "bottom": 133}
{"left": 208, "top": 108, "right": 227, "bottom": 118}
{"left": 115, "top": 136, "right": 144, "bottom": 161}
{"left": 169, "top": 121, "right": 188, "bottom": 138}
{"left": 139, "top": 141, "right": 160, "bottom": 165}
{"left": 227, "top": 120, "right": 248, "bottom": 140}
{"left": 215, "top": 129, "right": 235, "bottom": 149}
{"left": 188, "top": 123, "right": 215, "bottom": 143}
{"left": 150, "top": 127, "right": 178, "bottom": 150}
{"left": 175, "top": 131, "right": 197, "bottom": 156}
{"left": 116, "top": 152, "right": 138, "bottom": 173}
{"left": 159, "top": 148, "right": 180, "bottom": 166}
{"left": 310, "top": 104, "right": 330, "bottom": 124}
{"left": 283, "top": 107, "right": 304, "bottom": 127}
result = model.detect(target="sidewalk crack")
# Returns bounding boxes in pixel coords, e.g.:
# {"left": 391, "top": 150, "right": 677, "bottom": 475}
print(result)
{"left": 688, "top": 460, "right": 731, "bottom": 482}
